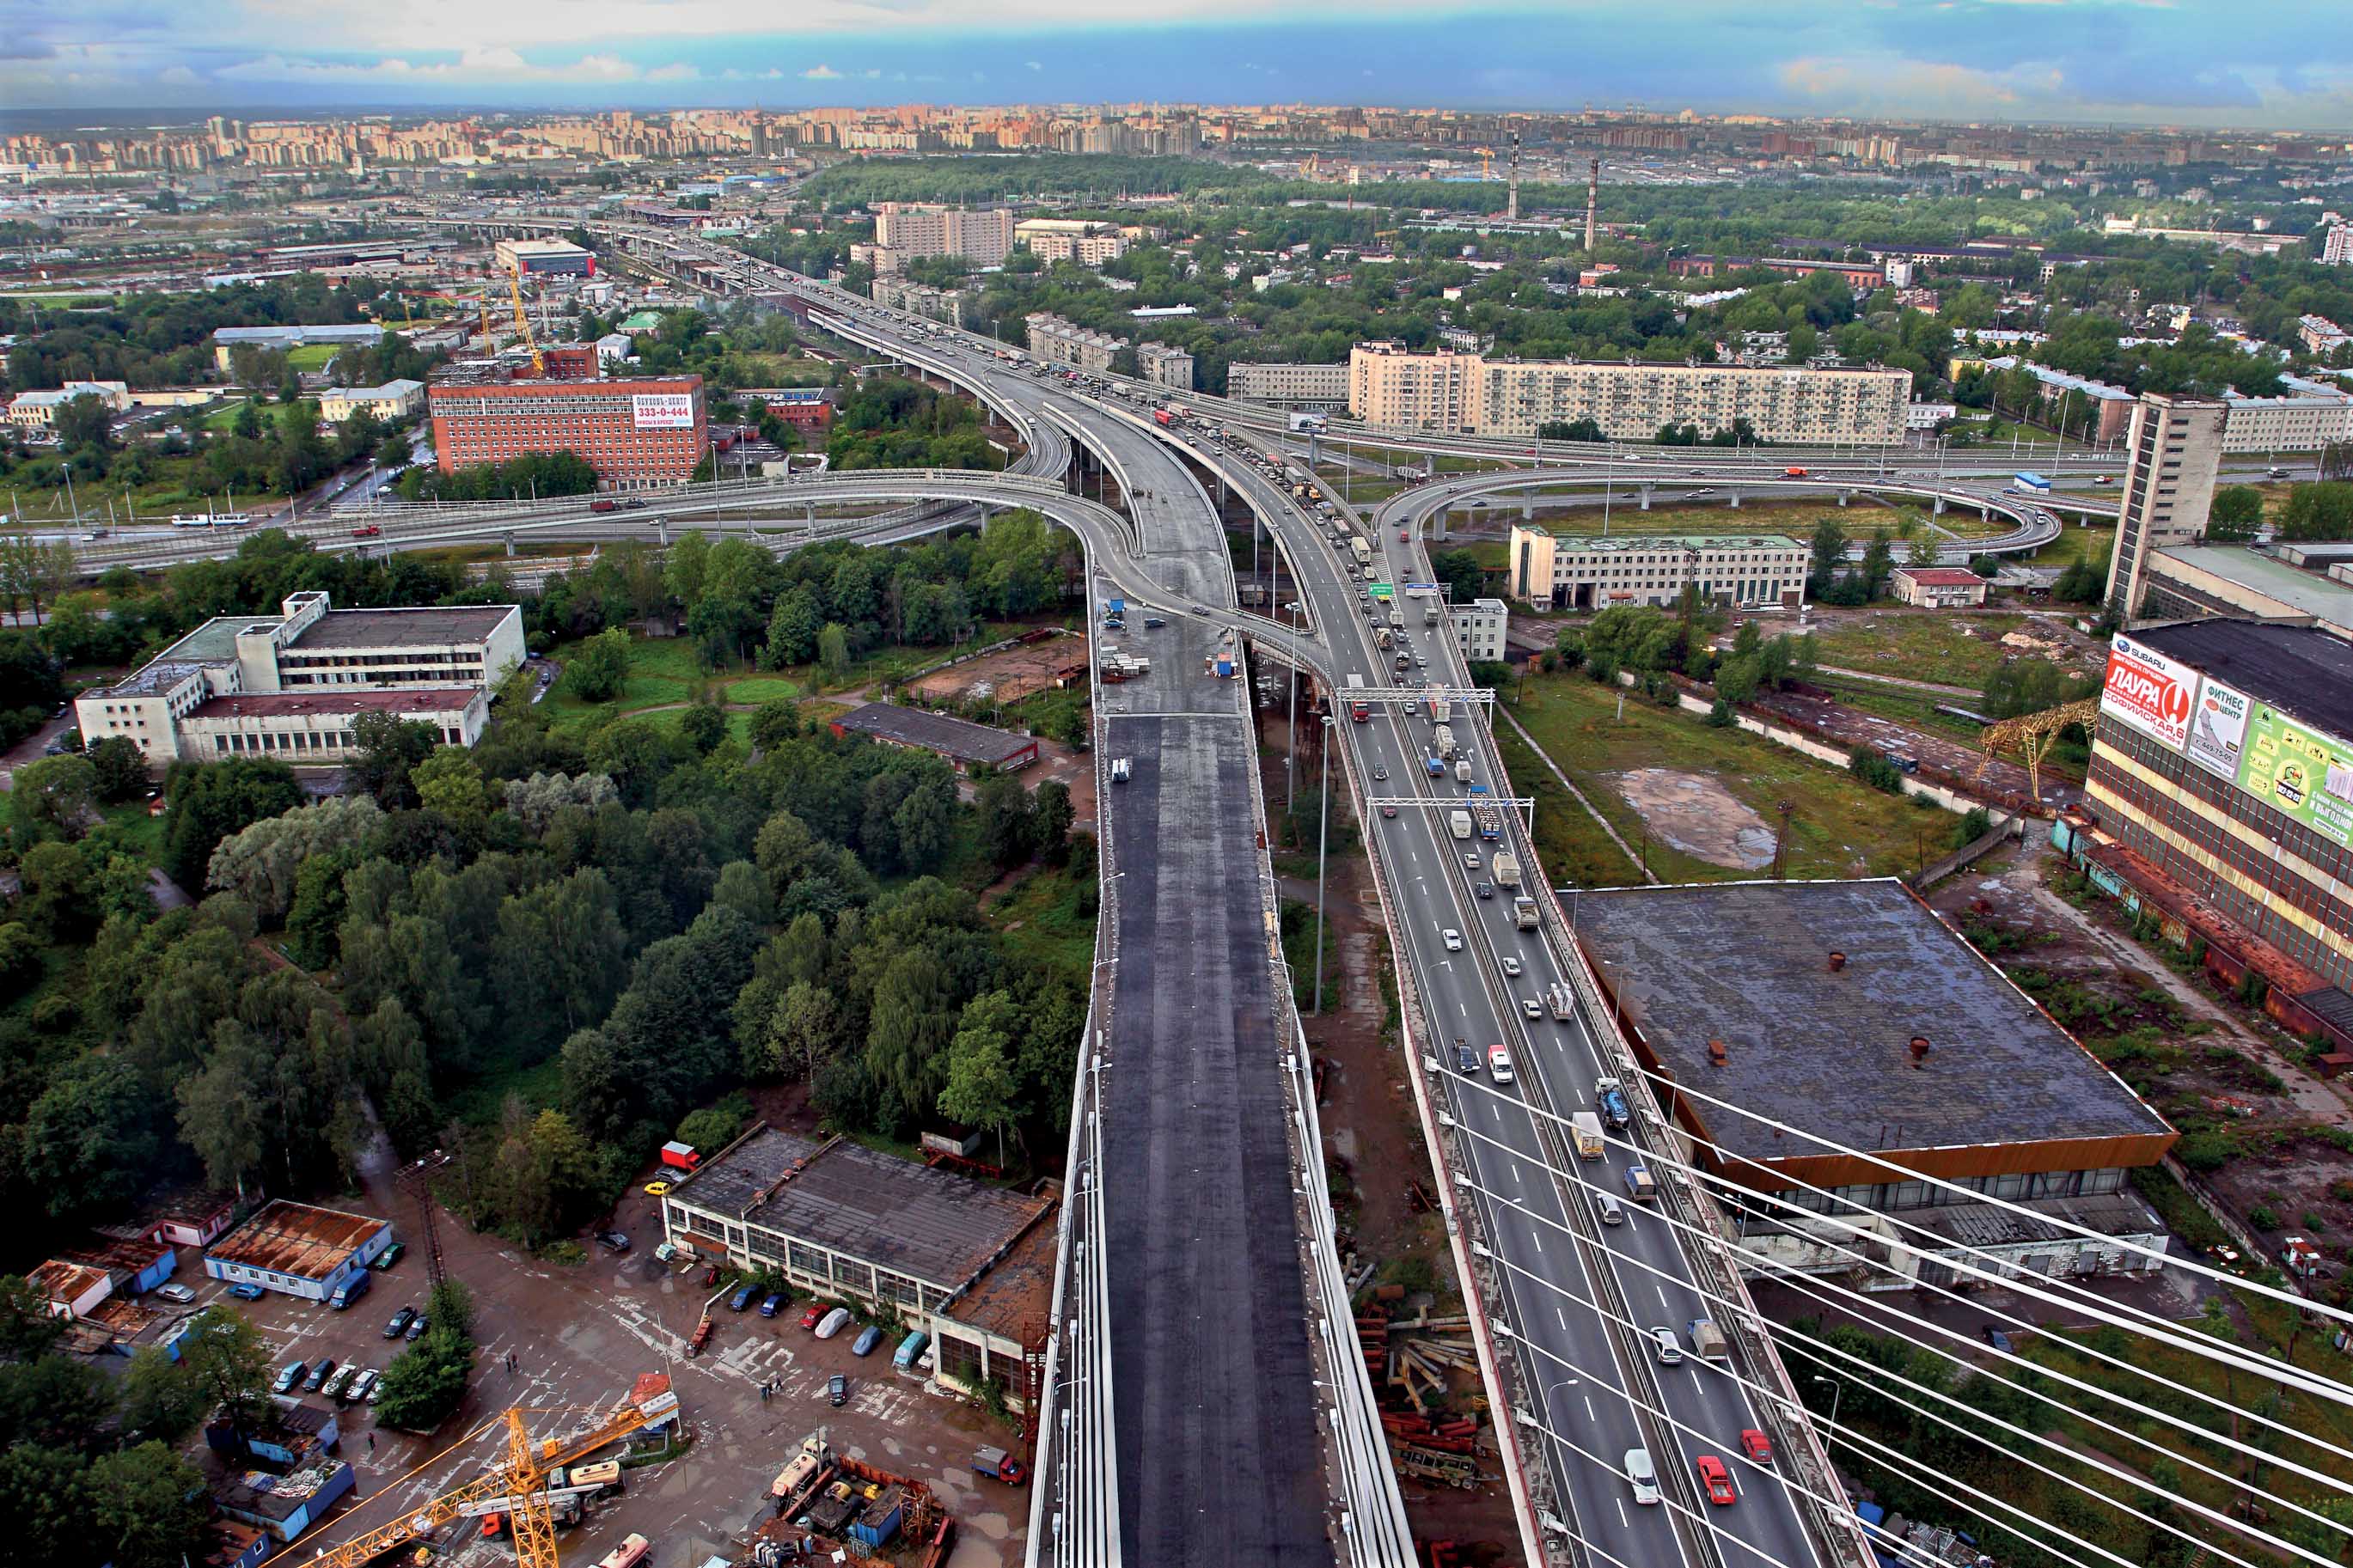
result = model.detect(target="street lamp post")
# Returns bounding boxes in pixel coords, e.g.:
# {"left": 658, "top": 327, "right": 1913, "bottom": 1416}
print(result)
{"left": 1812, "top": 1374, "right": 1843, "bottom": 1436}
{"left": 1313, "top": 714, "right": 1333, "bottom": 1016}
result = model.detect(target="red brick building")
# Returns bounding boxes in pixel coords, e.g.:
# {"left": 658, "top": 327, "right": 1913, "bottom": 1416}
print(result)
{"left": 428, "top": 369, "right": 708, "bottom": 490}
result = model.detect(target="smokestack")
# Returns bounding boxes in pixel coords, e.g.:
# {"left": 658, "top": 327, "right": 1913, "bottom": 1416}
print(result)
{"left": 1584, "top": 156, "right": 1599, "bottom": 253}
{"left": 1507, "top": 131, "right": 1520, "bottom": 223}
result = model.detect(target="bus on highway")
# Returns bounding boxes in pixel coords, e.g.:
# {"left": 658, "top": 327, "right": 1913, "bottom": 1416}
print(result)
{"left": 170, "top": 512, "right": 254, "bottom": 528}
{"left": 2009, "top": 472, "right": 2052, "bottom": 495}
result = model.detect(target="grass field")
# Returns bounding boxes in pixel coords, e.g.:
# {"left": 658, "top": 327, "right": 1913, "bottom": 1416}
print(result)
{"left": 1493, "top": 723, "right": 1649, "bottom": 888}
{"left": 1809, "top": 675, "right": 1993, "bottom": 742}
{"left": 286, "top": 343, "right": 340, "bottom": 371}
{"left": 1505, "top": 672, "right": 1952, "bottom": 884}
{"left": 1805, "top": 609, "right": 2029, "bottom": 688}
{"left": 2026, "top": 522, "right": 2115, "bottom": 570}
{"left": 984, "top": 860, "right": 1096, "bottom": 980}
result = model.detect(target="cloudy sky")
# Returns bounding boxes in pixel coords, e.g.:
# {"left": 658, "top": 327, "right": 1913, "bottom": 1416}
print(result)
{"left": 2, "top": 0, "right": 2346, "bottom": 130}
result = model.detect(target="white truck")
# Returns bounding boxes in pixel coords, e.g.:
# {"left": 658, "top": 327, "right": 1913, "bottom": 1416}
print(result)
{"left": 1512, "top": 895, "right": 1540, "bottom": 930}
{"left": 1433, "top": 723, "right": 1456, "bottom": 760}
{"left": 1454, "top": 759, "right": 1472, "bottom": 785}
{"left": 1449, "top": 809, "right": 1474, "bottom": 840}
{"left": 1546, "top": 983, "right": 1576, "bottom": 1020}
{"left": 1492, "top": 852, "right": 1521, "bottom": 889}
{"left": 1352, "top": 538, "right": 1372, "bottom": 569}
{"left": 1571, "top": 1113, "right": 1606, "bottom": 1161}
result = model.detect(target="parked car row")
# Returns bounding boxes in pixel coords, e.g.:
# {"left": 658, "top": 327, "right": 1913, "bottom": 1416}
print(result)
{"left": 272, "top": 1356, "right": 388, "bottom": 1406}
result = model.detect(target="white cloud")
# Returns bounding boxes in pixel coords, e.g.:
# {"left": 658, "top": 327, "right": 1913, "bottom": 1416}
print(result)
{"left": 800, "top": 64, "right": 840, "bottom": 79}
{"left": 158, "top": 64, "right": 199, "bottom": 84}
{"left": 645, "top": 62, "right": 699, "bottom": 82}
{"left": 216, "top": 46, "right": 644, "bottom": 83}
{"left": 1025, "top": 59, "right": 1042, "bottom": 70}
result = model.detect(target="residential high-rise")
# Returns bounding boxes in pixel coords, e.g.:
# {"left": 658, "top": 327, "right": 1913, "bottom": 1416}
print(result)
{"left": 2319, "top": 223, "right": 2353, "bottom": 266}
{"left": 1136, "top": 342, "right": 1196, "bottom": 392}
{"left": 872, "top": 203, "right": 1013, "bottom": 266}
{"left": 2105, "top": 393, "right": 2228, "bottom": 618}
{"left": 427, "top": 369, "right": 708, "bottom": 491}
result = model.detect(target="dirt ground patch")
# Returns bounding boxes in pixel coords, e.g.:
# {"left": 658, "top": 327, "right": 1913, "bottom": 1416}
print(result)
{"left": 1611, "top": 766, "right": 1775, "bottom": 869}
{"left": 908, "top": 633, "right": 1086, "bottom": 705}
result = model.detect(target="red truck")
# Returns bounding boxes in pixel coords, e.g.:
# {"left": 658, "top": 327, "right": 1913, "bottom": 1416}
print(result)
{"left": 1782, "top": 466, "right": 1809, "bottom": 478}
{"left": 660, "top": 1141, "right": 700, "bottom": 1170}
{"left": 590, "top": 498, "right": 619, "bottom": 513}
{"left": 1153, "top": 408, "right": 1176, "bottom": 427}
{"left": 350, "top": 524, "right": 382, "bottom": 538}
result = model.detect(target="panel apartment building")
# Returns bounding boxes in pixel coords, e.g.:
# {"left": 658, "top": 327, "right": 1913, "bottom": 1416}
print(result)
{"left": 1024, "top": 313, "right": 1122, "bottom": 374}
{"left": 1348, "top": 343, "right": 1911, "bottom": 444}
{"left": 427, "top": 368, "right": 707, "bottom": 491}
{"left": 1507, "top": 525, "right": 1811, "bottom": 612}
{"left": 1228, "top": 361, "right": 1352, "bottom": 408}
{"left": 2105, "top": 393, "right": 2228, "bottom": 619}
{"left": 75, "top": 591, "right": 524, "bottom": 765}
{"left": 2078, "top": 622, "right": 2353, "bottom": 994}
{"left": 872, "top": 203, "right": 1014, "bottom": 266}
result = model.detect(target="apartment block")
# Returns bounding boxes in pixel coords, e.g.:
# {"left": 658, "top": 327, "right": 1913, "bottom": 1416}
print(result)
{"left": 872, "top": 203, "right": 1013, "bottom": 265}
{"left": 1016, "top": 218, "right": 1129, "bottom": 266}
{"left": 1507, "top": 526, "right": 1810, "bottom": 612}
{"left": 75, "top": 592, "right": 523, "bottom": 765}
{"left": 1450, "top": 597, "right": 1510, "bottom": 662}
{"left": 1136, "top": 342, "right": 1195, "bottom": 392}
{"left": 869, "top": 274, "right": 970, "bottom": 326}
{"left": 2105, "top": 393, "right": 2228, "bottom": 618}
{"left": 1348, "top": 343, "right": 1910, "bottom": 444}
{"left": 1024, "top": 313, "right": 1122, "bottom": 374}
{"left": 428, "top": 369, "right": 706, "bottom": 490}
{"left": 317, "top": 379, "right": 424, "bottom": 424}
{"left": 1226, "top": 361, "right": 1351, "bottom": 407}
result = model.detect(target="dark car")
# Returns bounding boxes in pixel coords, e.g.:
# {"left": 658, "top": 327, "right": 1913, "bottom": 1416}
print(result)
{"left": 1142, "top": 616, "right": 1166, "bottom": 629}
{"left": 1453, "top": 1039, "right": 1480, "bottom": 1075}
{"left": 729, "top": 1284, "right": 757, "bottom": 1312}
{"left": 760, "top": 1292, "right": 786, "bottom": 1318}
{"left": 405, "top": 1312, "right": 428, "bottom": 1340}
{"left": 1474, "top": 881, "right": 1494, "bottom": 900}
{"left": 596, "top": 1231, "right": 631, "bottom": 1254}
{"left": 827, "top": 1373, "right": 849, "bottom": 1408}
{"left": 1983, "top": 1325, "right": 2014, "bottom": 1354}
{"left": 370, "top": 1242, "right": 406, "bottom": 1272}
{"left": 303, "top": 1358, "right": 338, "bottom": 1393}
{"left": 384, "top": 1307, "right": 416, "bottom": 1339}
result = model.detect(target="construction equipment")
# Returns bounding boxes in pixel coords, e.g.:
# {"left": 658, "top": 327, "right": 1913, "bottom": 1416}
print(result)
{"left": 1972, "top": 697, "right": 2100, "bottom": 801}
{"left": 301, "top": 1386, "right": 665, "bottom": 1568}
{"left": 504, "top": 260, "right": 546, "bottom": 377}
{"left": 1473, "top": 147, "right": 1494, "bottom": 181}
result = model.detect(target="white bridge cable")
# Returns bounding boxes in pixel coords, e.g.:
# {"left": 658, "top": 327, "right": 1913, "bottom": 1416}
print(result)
{"left": 1447, "top": 1150, "right": 2325, "bottom": 1568}
{"left": 1470, "top": 1044, "right": 2353, "bottom": 1415}
{"left": 1595, "top": 1050, "right": 2353, "bottom": 1344}
{"left": 1602, "top": 1082, "right": 2353, "bottom": 1421}
{"left": 1442, "top": 1069, "right": 2353, "bottom": 1525}
{"left": 1464, "top": 1248, "right": 1947, "bottom": 1568}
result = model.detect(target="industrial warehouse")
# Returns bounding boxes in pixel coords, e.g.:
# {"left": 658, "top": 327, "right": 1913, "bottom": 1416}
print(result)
{"left": 1573, "top": 879, "right": 2180, "bottom": 1286}
{"left": 657, "top": 1125, "right": 1054, "bottom": 1408}
{"left": 828, "top": 700, "right": 1041, "bottom": 774}
{"left": 202, "top": 1200, "right": 394, "bottom": 1303}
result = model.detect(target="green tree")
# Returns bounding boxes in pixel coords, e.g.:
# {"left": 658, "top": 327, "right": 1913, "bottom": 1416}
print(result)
{"left": 86, "top": 735, "right": 150, "bottom": 803}
{"left": 89, "top": 1443, "right": 210, "bottom": 1568}
{"left": 975, "top": 775, "right": 1034, "bottom": 869}
{"left": 118, "top": 1346, "right": 211, "bottom": 1445}
{"left": 2205, "top": 485, "right": 2264, "bottom": 542}
{"left": 412, "top": 749, "right": 488, "bottom": 823}
{"left": 565, "top": 626, "right": 633, "bottom": 703}
{"left": 938, "top": 989, "right": 1024, "bottom": 1166}
{"left": 346, "top": 713, "right": 440, "bottom": 808}
{"left": 52, "top": 393, "right": 114, "bottom": 454}
{"left": 373, "top": 1327, "right": 474, "bottom": 1431}
{"left": 1807, "top": 516, "right": 1849, "bottom": 589}
{"left": 1031, "top": 778, "right": 1075, "bottom": 867}
{"left": 9, "top": 753, "right": 97, "bottom": 839}
{"left": 21, "top": 1054, "right": 158, "bottom": 1220}
{"left": 817, "top": 621, "right": 851, "bottom": 680}
{"left": 162, "top": 758, "right": 303, "bottom": 888}
{"left": 679, "top": 698, "right": 729, "bottom": 756}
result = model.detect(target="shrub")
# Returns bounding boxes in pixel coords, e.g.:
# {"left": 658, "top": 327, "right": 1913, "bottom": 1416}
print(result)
{"left": 2248, "top": 1205, "right": 2280, "bottom": 1231}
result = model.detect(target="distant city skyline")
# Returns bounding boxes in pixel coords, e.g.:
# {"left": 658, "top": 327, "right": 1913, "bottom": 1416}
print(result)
{"left": 2, "top": 1, "right": 2347, "bottom": 131}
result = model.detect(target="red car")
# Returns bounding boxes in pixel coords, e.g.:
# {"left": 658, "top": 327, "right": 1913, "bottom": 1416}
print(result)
{"left": 351, "top": 524, "right": 382, "bottom": 538}
{"left": 798, "top": 1304, "right": 826, "bottom": 1330}
{"left": 1739, "top": 1429, "right": 1774, "bottom": 1467}
{"left": 1695, "top": 1455, "right": 1738, "bottom": 1507}
{"left": 1398, "top": 528, "right": 1410, "bottom": 541}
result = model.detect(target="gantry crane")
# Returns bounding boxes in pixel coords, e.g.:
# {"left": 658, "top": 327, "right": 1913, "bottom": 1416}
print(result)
{"left": 1972, "top": 697, "right": 2101, "bottom": 801}
{"left": 302, "top": 1392, "right": 660, "bottom": 1568}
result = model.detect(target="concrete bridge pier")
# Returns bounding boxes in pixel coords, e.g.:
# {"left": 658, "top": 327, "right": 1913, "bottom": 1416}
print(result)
{"left": 1638, "top": 483, "right": 1653, "bottom": 511}
{"left": 1728, "top": 488, "right": 1741, "bottom": 509}
{"left": 1980, "top": 503, "right": 1992, "bottom": 522}
{"left": 1933, "top": 496, "right": 1948, "bottom": 516}
{"left": 657, "top": 517, "right": 670, "bottom": 546}
{"left": 502, "top": 531, "right": 516, "bottom": 558}
{"left": 1837, "top": 490, "right": 1850, "bottom": 507}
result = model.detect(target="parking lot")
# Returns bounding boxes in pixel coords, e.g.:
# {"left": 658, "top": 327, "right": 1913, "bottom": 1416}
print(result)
{"left": 168, "top": 1161, "right": 1032, "bottom": 1568}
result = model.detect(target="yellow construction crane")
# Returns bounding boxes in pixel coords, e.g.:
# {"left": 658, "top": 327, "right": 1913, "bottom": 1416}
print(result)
{"left": 1473, "top": 146, "right": 1494, "bottom": 180}
{"left": 1972, "top": 697, "right": 2101, "bottom": 801}
{"left": 302, "top": 1393, "right": 657, "bottom": 1568}
{"left": 504, "top": 260, "right": 545, "bottom": 377}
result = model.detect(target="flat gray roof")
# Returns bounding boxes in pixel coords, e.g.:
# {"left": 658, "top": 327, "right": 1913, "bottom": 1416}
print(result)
{"left": 292, "top": 606, "right": 516, "bottom": 652}
{"left": 2131, "top": 619, "right": 2353, "bottom": 745}
{"left": 675, "top": 1126, "right": 1049, "bottom": 1291}
{"left": 834, "top": 701, "right": 1036, "bottom": 766}
{"left": 1574, "top": 880, "right": 2172, "bottom": 1164}
{"left": 2155, "top": 546, "right": 2353, "bottom": 632}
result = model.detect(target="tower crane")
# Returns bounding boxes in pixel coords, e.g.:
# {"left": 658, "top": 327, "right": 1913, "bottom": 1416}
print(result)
{"left": 300, "top": 1390, "right": 661, "bottom": 1568}
{"left": 504, "top": 259, "right": 546, "bottom": 377}
{"left": 1971, "top": 697, "right": 2101, "bottom": 802}
{"left": 1473, "top": 146, "right": 1494, "bottom": 181}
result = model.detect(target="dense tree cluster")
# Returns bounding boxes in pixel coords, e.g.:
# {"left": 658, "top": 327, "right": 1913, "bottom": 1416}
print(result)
{"left": 1, "top": 276, "right": 374, "bottom": 395}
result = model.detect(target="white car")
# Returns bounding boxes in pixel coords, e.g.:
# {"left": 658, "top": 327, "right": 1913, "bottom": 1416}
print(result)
{"left": 816, "top": 1307, "right": 853, "bottom": 1339}
{"left": 1626, "top": 1448, "right": 1660, "bottom": 1505}
{"left": 152, "top": 1283, "right": 197, "bottom": 1304}
{"left": 1488, "top": 1045, "right": 1516, "bottom": 1085}
{"left": 1520, "top": 998, "right": 1543, "bottom": 1021}
{"left": 1500, "top": 956, "right": 1523, "bottom": 978}
{"left": 1441, "top": 929, "right": 1463, "bottom": 952}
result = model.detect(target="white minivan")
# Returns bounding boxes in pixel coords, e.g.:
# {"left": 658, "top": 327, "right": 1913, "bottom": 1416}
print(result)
{"left": 1625, "top": 1448, "right": 1660, "bottom": 1505}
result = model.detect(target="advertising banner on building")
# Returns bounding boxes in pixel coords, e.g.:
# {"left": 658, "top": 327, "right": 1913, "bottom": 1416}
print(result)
{"left": 2236, "top": 705, "right": 2353, "bottom": 849}
{"left": 631, "top": 394, "right": 696, "bottom": 430}
{"left": 2099, "top": 633, "right": 2196, "bottom": 752}
{"left": 2185, "top": 678, "right": 2252, "bottom": 783}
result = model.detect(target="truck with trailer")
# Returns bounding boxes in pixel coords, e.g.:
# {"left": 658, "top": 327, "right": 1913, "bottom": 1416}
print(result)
{"left": 1472, "top": 802, "right": 1502, "bottom": 840}
{"left": 1352, "top": 539, "right": 1372, "bottom": 569}
{"left": 1449, "top": 809, "right": 1474, "bottom": 840}
{"left": 1492, "top": 852, "right": 1520, "bottom": 888}
{"left": 1426, "top": 686, "right": 1450, "bottom": 724}
{"left": 1346, "top": 673, "right": 1370, "bottom": 722}
{"left": 1433, "top": 723, "right": 1456, "bottom": 760}
{"left": 1154, "top": 407, "right": 1178, "bottom": 427}
{"left": 1512, "top": 895, "right": 1540, "bottom": 930}
{"left": 1595, "top": 1077, "right": 1632, "bottom": 1131}
{"left": 1571, "top": 1113, "right": 1606, "bottom": 1160}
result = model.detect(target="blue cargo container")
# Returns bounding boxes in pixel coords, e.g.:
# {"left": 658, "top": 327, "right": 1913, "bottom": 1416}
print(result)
{"left": 848, "top": 1489, "right": 905, "bottom": 1548}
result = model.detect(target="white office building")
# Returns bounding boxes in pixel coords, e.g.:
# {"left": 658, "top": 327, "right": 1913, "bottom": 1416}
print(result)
{"left": 1451, "top": 598, "right": 1510, "bottom": 662}
{"left": 76, "top": 592, "right": 523, "bottom": 765}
